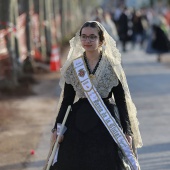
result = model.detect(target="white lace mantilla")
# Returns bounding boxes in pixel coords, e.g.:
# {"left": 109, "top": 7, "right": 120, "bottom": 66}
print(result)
{"left": 64, "top": 56, "right": 118, "bottom": 98}
{"left": 57, "top": 21, "right": 143, "bottom": 148}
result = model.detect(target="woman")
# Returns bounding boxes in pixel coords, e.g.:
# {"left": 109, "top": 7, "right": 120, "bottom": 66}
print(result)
{"left": 48, "top": 21, "right": 142, "bottom": 170}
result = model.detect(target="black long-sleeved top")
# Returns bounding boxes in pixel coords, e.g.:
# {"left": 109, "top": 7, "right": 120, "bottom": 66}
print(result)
{"left": 54, "top": 81, "right": 132, "bottom": 135}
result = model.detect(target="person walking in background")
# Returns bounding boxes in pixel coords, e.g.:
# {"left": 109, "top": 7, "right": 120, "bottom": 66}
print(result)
{"left": 117, "top": 6, "right": 129, "bottom": 52}
{"left": 101, "top": 11, "right": 119, "bottom": 42}
{"left": 146, "top": 13, "right": 170, "bottom": 62}
{"left": 132, "top": 10, "right": 146, "bottom": 48}
{"left": 46, "top": 21, "right": 142, "bottom": 170}
{"left": 91, "top": 7, "right": 103, "bottom": 22}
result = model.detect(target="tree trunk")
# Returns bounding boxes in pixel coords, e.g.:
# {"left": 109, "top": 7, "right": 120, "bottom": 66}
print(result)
{"left": 0, "top": 0, "right": 10, "bottom": 29}
{"left": 0, "top": 0, "right": 20, "bottom": 88}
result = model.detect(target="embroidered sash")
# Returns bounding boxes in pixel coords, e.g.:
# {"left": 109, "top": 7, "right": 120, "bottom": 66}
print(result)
{"left": 73, "top": 57, "right": 139, "bottom": 170}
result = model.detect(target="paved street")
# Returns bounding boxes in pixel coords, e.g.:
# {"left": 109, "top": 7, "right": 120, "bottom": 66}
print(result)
{"left": 122, "top": 48, "right": 170, "bottom": 170}
{"left": 25, "top": 47, "right": 170, "bottom": 170}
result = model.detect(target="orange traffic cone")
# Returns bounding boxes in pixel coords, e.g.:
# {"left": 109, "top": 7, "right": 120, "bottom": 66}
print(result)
{"left": 50, "top": 45, "right": 60, "bottom": 71}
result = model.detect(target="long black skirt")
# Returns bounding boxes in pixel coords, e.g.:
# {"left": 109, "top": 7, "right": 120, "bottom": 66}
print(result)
{"left": 50, "top": 99, "right": 123, "bottom": 170}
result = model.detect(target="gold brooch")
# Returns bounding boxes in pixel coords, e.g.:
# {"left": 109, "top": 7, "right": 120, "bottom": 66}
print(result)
{"left": 89, "top": 74, "right": 95, "bottom": 79}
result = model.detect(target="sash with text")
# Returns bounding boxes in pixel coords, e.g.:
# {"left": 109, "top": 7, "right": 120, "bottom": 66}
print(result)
{"left": 73, "top": 57, "right": 139, "bottom": 170}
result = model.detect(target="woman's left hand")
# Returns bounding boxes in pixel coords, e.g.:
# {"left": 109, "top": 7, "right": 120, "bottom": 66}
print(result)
{"left": 125, "top": 134, "right": 132, "bottom": 149}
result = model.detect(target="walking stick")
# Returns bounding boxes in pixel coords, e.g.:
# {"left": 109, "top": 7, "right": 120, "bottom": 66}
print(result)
{"left": 43, "top": 105, "right": 71, "bottom": 170}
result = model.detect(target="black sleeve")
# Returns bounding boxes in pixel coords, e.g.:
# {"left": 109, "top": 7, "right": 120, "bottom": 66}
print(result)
{"left": 54, "top": 83, "right": 76, "bottom": 128}
{"left": 112, "top": 80, "right": 132, "bottom": 135}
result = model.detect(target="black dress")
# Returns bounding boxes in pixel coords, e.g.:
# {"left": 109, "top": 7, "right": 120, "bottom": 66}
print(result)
{"left": 146, "top": 25, "right": 170, "bottom": 54}
{"left": 50, "top": 82, "right": 132, "bottom": 170}
{"left": 51, "top": 59, "right": 132, "bottom": 170}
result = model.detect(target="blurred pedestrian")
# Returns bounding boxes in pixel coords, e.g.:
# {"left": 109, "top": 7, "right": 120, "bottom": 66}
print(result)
{"left": 146, "top": 16, "right": 170, "bottom": 61}
{"left": 46, "top": 21, "right": 142, "bottom": 170}
{"left": 117, "top": 7, "right": 128, "bottom": 52}
{"left": 91, "top": 7, "right": 103, "bottom": 22}
{"left": 101, "top": 11, "right": 119, "bottom": 42}
{"left": 164, "top": 7, "right": 170, "bottom": 27}
{"left": 132, "top": 10, "right": 146, "bottom": 48}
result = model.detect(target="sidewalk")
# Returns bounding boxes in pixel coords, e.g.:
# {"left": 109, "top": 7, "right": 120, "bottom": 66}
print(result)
{"left": 23, "top": 46, "right": 69, "bottom": 170}
{"left": 121, "top": 48, "right": 170, "bottom": 170}
{"left": 25, "top": 47, "right": 170, "bottom": 170}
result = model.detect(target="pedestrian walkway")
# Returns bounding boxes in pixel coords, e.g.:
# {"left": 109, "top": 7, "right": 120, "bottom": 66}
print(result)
{"left": 25, "top": 48, "right": 170, "bottom": 170}
{"left": 121, "top": 49, "right": 170, "bottom": 170}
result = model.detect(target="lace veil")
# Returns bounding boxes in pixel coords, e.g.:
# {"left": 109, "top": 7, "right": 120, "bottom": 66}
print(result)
{"left": 56, "top": 21, "right": 143, "bottom": 148}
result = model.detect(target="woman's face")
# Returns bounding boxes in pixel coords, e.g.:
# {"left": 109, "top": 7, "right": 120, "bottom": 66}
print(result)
{"left": 80, "top": 27, "right": 102, "bottom": 52}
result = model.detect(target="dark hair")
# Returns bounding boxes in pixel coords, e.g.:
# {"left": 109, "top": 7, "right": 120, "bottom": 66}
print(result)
{"left": 79, "top": 22, "right": 104, "bottom": 42}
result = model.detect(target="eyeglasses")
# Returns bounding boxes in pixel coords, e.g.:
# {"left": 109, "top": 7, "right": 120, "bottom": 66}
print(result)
{"left": 80, "top": 35, "right": 98, "bottom": 42}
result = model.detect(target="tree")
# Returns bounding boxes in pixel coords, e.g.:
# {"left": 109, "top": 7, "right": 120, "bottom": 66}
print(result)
{"left": 0, "top": 0, "right": 20, "bottom": 87}
{"left": 0, "top": 1, "right": 10, "bottom": 29}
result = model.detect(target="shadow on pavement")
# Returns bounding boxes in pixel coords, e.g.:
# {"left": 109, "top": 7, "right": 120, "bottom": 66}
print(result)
{"left": 138, "top": 142, "right": 170, "bottom": 154}
{"left": 0, "top": 160, "right": 45, "bottom": 170}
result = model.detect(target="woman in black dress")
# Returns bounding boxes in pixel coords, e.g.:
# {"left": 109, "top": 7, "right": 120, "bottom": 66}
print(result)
{"left": 48, "top": 21, "right": 142, "bottom": 170}
{"left": 146, "top": 18, "right": 170, "bottom": 62}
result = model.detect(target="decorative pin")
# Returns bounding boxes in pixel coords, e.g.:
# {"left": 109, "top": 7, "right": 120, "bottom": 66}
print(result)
{"left": 90, "top": 74, "right": 95, "bottom": 79}
{"left": 78, "top": 69, "right": 86, "bottom": 77}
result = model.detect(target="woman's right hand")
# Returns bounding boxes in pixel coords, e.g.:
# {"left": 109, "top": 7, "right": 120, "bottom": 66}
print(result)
{"left": 51, "top": 130, "right": 64, "bottom": 144}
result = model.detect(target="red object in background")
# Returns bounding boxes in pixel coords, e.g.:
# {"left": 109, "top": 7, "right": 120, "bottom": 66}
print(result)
{"left": 30, "top": 149, "right": 35, "bottom": 155}
{"left": 50, "top": 45, "right": 60, "bottom": 71}
{"left": 33, "top": 48, "right": 42, "bottom": 61}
